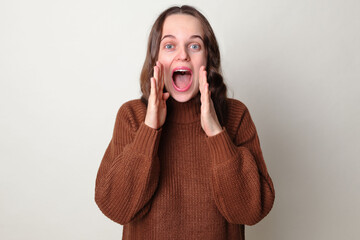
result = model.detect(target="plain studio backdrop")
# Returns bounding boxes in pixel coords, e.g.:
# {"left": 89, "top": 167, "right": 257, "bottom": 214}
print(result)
{"left": 1, "top": 0, "right": 359, "bottom": 239}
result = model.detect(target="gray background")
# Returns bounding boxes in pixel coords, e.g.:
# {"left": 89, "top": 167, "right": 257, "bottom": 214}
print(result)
{"left": 1, "top": 0, "right": 359, "bottom": 239}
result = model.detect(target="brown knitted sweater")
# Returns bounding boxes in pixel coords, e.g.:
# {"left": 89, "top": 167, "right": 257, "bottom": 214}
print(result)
{"left": 95, "top": 96, "right": 275, "bottom": 240}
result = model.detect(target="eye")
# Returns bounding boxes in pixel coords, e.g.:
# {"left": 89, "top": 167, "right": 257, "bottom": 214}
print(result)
{"left": 164, "top": 44, "right": 174, "bottom": 49}
{"left": 189, "top": 43, "right": 200, "bottom": 50}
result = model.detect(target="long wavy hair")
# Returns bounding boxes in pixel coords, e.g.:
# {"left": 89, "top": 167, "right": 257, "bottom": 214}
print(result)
{"left": 140, "top": 5, "right": 228, "bottom": 125}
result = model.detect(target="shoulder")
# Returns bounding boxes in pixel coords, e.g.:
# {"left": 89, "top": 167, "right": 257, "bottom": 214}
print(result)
{"left": 226, "top": 98, "right": 248, "bottom": 114}
{"left": 116, "top": 99, "right": 147, "bottom": 131}
{"left": 225, "top": 98, "right": 250, "bottom": 124}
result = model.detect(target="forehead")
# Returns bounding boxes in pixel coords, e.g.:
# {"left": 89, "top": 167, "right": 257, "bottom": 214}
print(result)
{"left": 162, "top": 14, "right": 204, "bottom": 38}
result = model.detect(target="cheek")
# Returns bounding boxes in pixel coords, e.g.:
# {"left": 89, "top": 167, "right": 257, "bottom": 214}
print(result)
{"left": 201, "top": 54, "right": 207, "bottom": 67}
{"left": 162, "top": 63, "right": 171, "bottom": 80}
{"left": 158, "top": 54, "right": 172, "bottom": 78}
{"left": 161, "top": 63, "right": 172, "bottom": 91}
{"left": 158, "top": 51, "right": 172, "bottom": 64}
{"left": 194, "top": 54, "right": 207, "bottom": 68}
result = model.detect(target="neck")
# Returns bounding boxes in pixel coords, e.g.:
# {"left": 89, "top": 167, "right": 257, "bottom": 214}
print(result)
{"left": 166, "top": 94, "right": 201, "bottom": 124}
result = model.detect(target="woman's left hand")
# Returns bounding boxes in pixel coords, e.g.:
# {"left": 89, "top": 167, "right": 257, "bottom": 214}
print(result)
{"left": 199, "top": 66, "right": 222, "bottom": 137}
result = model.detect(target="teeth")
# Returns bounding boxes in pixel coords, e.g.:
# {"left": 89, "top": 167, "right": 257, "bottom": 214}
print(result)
{"left": 175, "top": 69, "right": 188, "bottom": 72}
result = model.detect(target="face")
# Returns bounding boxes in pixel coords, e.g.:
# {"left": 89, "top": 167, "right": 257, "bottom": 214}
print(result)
{"left": 158, "top": 14, "right": 207, "bottom": 102}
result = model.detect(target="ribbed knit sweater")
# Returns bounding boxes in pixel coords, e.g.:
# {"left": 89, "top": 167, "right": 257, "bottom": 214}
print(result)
{"left": 95, "top": 96, "right": 275, "bottom": 240}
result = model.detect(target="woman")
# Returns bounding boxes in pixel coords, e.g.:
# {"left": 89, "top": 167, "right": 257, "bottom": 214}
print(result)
{"left": 95, "top": 5, "right": 275, "bottom": 240}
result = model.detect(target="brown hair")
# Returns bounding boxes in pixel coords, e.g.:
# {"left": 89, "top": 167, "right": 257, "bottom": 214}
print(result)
{"left": 140, "top": 5, "right": 228, "bottom": 125}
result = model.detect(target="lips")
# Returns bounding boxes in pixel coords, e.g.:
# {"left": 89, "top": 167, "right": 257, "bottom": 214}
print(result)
{"left": 172, "top": 67, "right": 193, "bottom": 92}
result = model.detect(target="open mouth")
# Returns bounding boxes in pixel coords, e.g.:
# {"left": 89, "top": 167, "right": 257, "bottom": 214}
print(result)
{"left": 172, "top": 67, "right": 193, "bottom": 92}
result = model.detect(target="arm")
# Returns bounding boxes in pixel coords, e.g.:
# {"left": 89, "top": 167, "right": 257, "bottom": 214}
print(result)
{"left": 198, "top": 66, "right": 274, "bottom": 225}
{"left": 95, "top": 103, "right": 161, "bottom": 225}
{"left": 95, "top": 61, "right": 169, "bottom": 225}
{"left": 206, "top": 106, "right": 275, "bottom": 226}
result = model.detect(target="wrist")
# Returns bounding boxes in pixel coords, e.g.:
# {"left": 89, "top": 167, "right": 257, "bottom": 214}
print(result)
{"left": 144, "top": 118, "right": 159, "bottom": 130}
{"left": 205, "top": 125, "right": 222, "bottom": 137}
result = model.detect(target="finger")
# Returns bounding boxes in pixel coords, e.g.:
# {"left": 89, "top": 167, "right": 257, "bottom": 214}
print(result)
{"left": 199, "top": 73, "right": 203, "bottom": 93}
{"left": 200, "top": 65, "right": 206, "bottom": 75}
{"left": 205, "top": 83, "right": 210, "bottom": 99}
{"left": 154, "top": 64, "right": 159, "bottom": 80}
{"left": 204, "top": 83, "right": 210, "bottom": 101}
{"left": 203, "top": 68, "right": 208, "bottom": 87}
{"left": 150, "top": 77, "right": 156, "bottom": 99}
{"left": 199, "top": 67, "right": 204, "bottom": 94}
{"left": 199, "top": 67, "right": 207, "bottom": 95}
{"left": 163, "top": 92, "right": 170, "bottom": 101}
{"left": 200, "top": 86, "right": 208, "bottom": 108}
{"left": 202, "top": 67, "right": 207, "bottom": 89}
{"left": 162, "top": 92, "right": 170, "bottom": 106}
{"left": 158, "top": 62, "right": 165, "bottom": 91}
{"left": 154, "top": 64, "right": 159, "bottom": 92}
{"left": 158, "top": 61, "right": 164, "bottom": 94}
{"left": 202, "top": 89, "right": 212, "bottom": 115}
{"left": 156, "top": 61, "right": 163, "bottom": 94}
{"left": 201, "top": 82, "right": 210, "bottom": 106}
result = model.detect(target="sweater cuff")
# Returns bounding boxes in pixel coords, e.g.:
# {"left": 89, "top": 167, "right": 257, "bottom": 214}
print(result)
{"left": 132, "top": 122, "right": 162, "bottom": 158}
{"left": 206, "top": 128, "right": 238, "bottom": 165}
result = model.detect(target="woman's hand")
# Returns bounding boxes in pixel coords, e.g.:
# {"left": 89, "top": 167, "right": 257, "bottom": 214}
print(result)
{"left": 199, "top": 66, "right": 222, "bottom": 137}
{"left": 144, "top": 61, "right": 170, "bottom": 129}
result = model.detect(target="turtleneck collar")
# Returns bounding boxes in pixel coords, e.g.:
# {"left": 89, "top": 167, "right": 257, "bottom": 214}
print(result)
{"left": 166, "top": 94, "right": 201, "bottom": 124}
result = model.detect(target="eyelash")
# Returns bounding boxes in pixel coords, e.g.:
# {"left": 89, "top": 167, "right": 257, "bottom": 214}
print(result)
{"left": 163, "top": 43, "right": 201, "bottom": 51}
{"left": 190, "top": 44, "right": 200, "bottom": 50}
{"left": 165, "top": 44, "right": 174, "bottom": 49}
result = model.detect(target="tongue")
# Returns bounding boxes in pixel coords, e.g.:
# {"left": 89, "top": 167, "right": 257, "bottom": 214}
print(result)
{"left": 174, "top": 73, "right": 191, "bottom": 89}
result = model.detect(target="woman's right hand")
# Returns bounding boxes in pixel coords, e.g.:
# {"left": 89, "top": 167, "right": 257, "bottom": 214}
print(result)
{"left": 144, "top": 61, "right": 170, "bottom": 129}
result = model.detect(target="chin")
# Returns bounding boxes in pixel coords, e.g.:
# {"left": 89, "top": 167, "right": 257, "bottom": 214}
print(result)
{"left": 172, "top": 95, "right": 191, "bottom": 103}
{"left": 170, "top": 90, "right": 197, "bottom": 103}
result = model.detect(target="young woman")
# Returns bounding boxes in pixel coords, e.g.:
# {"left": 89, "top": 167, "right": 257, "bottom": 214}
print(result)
{"left": 95, "top": 5, "right": 275, "bottom": 240}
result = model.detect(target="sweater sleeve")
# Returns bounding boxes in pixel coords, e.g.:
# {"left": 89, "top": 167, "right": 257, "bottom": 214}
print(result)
{"left": 206, "top": 105, "right": 275, "bottom": 226}
{"left": 95, "top": 102, "right": 161, "bottom": 225}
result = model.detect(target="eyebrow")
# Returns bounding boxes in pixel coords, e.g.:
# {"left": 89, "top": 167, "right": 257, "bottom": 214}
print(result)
{"left": 160, "top": 34, "right": 204, "bottom": 42}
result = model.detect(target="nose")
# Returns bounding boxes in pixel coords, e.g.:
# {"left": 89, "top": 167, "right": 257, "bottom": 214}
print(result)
{"left": 176, "top": 46, "right": 190, "bottom": 61}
